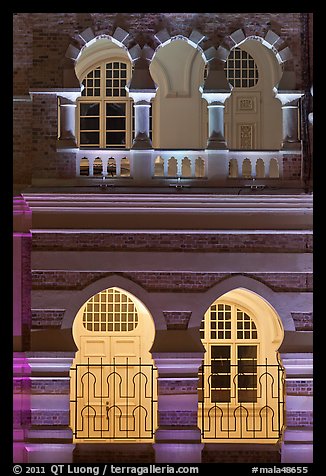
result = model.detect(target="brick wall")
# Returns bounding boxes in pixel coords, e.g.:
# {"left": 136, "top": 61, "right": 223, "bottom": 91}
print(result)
{"left": 21, "top": 236, "right": 32, "bottom": 349}
{"left": 31, "top": 410, "right": 69, "bottom": 426}
{"left": 202, "top": 446, "right": 281, "bottom": 463}
{"left": 286, "top": 411, "right": 313, "bottom": 427}
{"left": 31, "top": 271, "right": 313, "bottom": 293}
{"left": 31, "top": 378, "right": 70, "bottom": 394}
{"left": 13, "top": 377, "right": 31, "bottom": 429}
{"left": 73, "top": 444, "right": 155, "bottom": 463}
{"left": 163, "top": 311, "right": 192, "bottom": 330}
{"left": 32, "top": 94, "right": 76, "bottom": 179}
{"left": 291, "top": 312, "right": 313, "bottom": 331}
{"left": 13, "top": 13, "right": 307, "bottom": 89}
{"left": 13, "top": 14, "right": 33, "bottom": 96}
{"left": 32, "top": 232, "right": 313, "bottom": 253}
{"left": 13, "top": 13, "right": 311, "bottom": 184}
{"left": 286, "top": 380, "right": 313, "bottom": 396}
{"left": 158, "top": 380, "right": 198, "bottom": 395}
{"left": 283, "top": 155, "right": 302, "bottom": 179}
{"left": 13, "top": 101, "right": 32, "bottom": 188}
{"left": 32, "top": 310, "right": 65, "bottom": 329}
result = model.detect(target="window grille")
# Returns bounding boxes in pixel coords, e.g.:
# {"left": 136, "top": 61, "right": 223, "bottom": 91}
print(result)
{"left": 225, "top": 47, "right": 259, "bottom": 88}
{"left": 79, "top": 61, "right": 131, "bottom": 149}
{"left": 82, "top": 288, "right": 138, "bottom": 332}
{"left": 71, "top": 358, "right": 157, "bottom": 440}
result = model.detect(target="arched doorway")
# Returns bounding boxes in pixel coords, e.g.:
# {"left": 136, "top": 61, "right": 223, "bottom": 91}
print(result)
{"left": 70, "top": 287, "right": 157, "bottom": 442}
{"left": 198, "top": 288, "right": 285, "bottom": 443}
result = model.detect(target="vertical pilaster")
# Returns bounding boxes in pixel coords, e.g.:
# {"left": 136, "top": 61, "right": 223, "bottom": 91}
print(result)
{"left": 280, "top": 353, "right": 313, "bottom": 463}
{"left": 151, "top": 327, "right": 205, "bottom": 463}
{"left": 57, "top": 90, "right": 81, "bottom": 148}
{"left": 13, "top": 354, "right": 31, "bottom": 463}
{"left": 275, "top": 92, "right": 304, "bottom": 150}
{"left": 13, "top": 196, "right": 32, "bottom": 462}
{"left": 24, "top": 353, "right": 76, "bottom": 463}
{"left": 126, "top": 52, "right": 157, "bottom": 150}
{"left": 200, "top": 56, "right": 231, "bottom": 150}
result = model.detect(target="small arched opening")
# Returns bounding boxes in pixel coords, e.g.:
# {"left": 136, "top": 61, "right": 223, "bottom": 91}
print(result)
{"left": 198, "top": 287, "right": 285, "bottom": 443}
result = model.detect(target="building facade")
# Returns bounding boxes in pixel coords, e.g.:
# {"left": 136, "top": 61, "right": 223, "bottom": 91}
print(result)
{"left": 13, "top": 12, "right": 313, "bottom": 464}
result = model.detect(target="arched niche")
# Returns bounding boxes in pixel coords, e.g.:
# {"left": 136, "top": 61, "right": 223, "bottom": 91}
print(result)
{"left": 150, "top": 38, "right": 205, "bottom": 149}
{"left": 224, "top": 38, "right": 283, "bottom": 150}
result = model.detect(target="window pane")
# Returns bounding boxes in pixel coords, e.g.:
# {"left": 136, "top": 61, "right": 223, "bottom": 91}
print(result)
{"left": 80, "top": 103, "right": 100, "bottom": 116}
{"left": 238, "top": 374, "right": 257, "bottom": 388}
{"left": 211, "top": 345, "right": 230, "bottom": 359}
{"left": 211, "top": 360, "right": 230, "bottom": 373}
{"left": 238, "top": 346, "right": 257, "bottom": 358}
{"left": 106, "top": 103, "right": 126, "bottom": 116}
{"left": 106, "top": 132, "right": 126, "bottom": 145}
{"left": 211, "top": 389, "right": 230, "bottom": 402}
{"left": 238, "top": 360, "right": 257, "bottom": 373}
{"left": 80, "top": 132, "right": 99, "bottom": 145}
{"left": 106, "top": 118, "right": 126, "bottom": 130}
{"left": 80, "top": 117, "right": 99, "bottom": 130}
{"left": 238, "top": 389, "right": 257, "bottom": 403}
{"left": 211, "top": 374, "right": 230, "bottom": 388}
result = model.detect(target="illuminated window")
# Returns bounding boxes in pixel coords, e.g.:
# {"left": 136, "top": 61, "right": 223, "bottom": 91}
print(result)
{"left": 225, "top": 47, "right": 259, "bottom": 88}
{"left": 200, "top": 302, "right": 258, "bottom": 404}
{"left": 82, "top": 288, "right": 139, "bottom": 332}
{"left": 78, "top": 61, "right": 132, "bottom": 149}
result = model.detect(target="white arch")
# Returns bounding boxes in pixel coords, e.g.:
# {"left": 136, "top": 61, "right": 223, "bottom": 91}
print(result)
{"left": 74, "top": 36, "right": 132, "bottom": 82}
{"left": 152, "top": 34, "right": 207, "bottom": 64}
{"left": 61, "top": 274, "right": 165, "bottom": 330}
{"left": 189, "top": 274, "right": 294, "bottom": 332}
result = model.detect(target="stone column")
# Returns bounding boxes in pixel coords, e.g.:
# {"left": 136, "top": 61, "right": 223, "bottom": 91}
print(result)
{"left": 128, "top": 94, "right": 155, "bottom": 149}
{"left": 275, "top": 92, "right": 304, "bottom": 150}
{"left": 126, "top": 54, "right": 157, "bottom": 150}
{"left": 202, "top": 94, "right": 230, "bottom": 149}
{"left": 280, "top": 353, "right": 313, "bottom": 463}
{"left": 152, "top": 327, "right": 205, "bottom": 463}
{"left": 200, "top": 57, "right": 231, "bottom": 150}
{"left": 57, "top": 90, "right": 81, "bottom": 148}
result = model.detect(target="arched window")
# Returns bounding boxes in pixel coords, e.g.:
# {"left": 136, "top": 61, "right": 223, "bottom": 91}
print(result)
{"left": 107, "top": 157, "right": 116, "bottom": 177}
{"left": 93, "top": 157, "right": 103, "bottom": 176}
{"left": 120, "top": 157, "right": 130, "bottom": 177}
{"left": 256, "top": 158, "right": 265, "bottom": 178}
{"left": 168, "top": 157, "right": 177, "bottom": 177}
{"left": 269, "top": 158, "right": 280, "bottom": 178}
{"left": 78, "top": 60, "right": 132, "bottom": 149}
{"left": 195, "top": 157, "right": 205, "bottom": 178}
{"left": 229, "top": 159, "right": 238, "bottom": 178}
{"left": 182, "top": 157, "right": 191, "bottom": 177}
{"left": 242, "top": 158, "right": 252, "bottom": 178}
{"left": 200, "top": 302, "right": 258, "bottom": 404}
{"left": 225, "top": 47, "right": 259, "bottom": 88}
{"left": 199, "top": 296, "right": 285, "bottom": 442}
{"left": 79, "top": 157, "right": 89, "bottom": 176}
